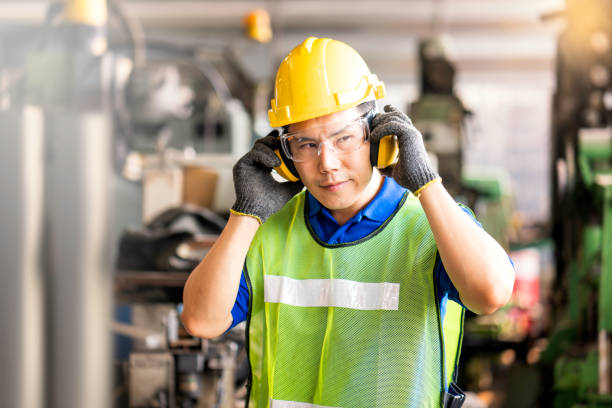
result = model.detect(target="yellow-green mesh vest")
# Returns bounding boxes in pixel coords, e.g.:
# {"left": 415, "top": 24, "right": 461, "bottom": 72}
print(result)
{"left": 245, "top": 191, "right": 464, "bottom": 408}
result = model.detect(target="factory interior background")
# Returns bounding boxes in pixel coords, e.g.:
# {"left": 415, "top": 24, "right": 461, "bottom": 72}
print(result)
{"left": 1, "top": 0, "right": 611, "bottom": 407}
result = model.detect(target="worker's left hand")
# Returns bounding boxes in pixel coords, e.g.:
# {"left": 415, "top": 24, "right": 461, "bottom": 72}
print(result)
{"left": 370, "top": 104, "right": 439, "bottom": 193}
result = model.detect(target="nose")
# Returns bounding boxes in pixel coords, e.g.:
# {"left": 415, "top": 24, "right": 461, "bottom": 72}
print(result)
{"left": 317, "top": 141, "right": 340, "bottom": 173}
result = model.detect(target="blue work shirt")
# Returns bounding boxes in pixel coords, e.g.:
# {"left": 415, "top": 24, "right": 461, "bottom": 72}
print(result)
{"left": 228, "top": 176, "right": 477, "bottom": 330}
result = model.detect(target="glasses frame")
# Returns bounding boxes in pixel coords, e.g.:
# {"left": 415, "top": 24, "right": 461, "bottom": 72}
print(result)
{"left": 279, "top": 111, "right": 374, "bottom": 163}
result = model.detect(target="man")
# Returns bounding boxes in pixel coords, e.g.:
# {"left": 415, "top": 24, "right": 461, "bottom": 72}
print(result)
{"left": 182, "top": 37, "right": 514, "bottom": 407}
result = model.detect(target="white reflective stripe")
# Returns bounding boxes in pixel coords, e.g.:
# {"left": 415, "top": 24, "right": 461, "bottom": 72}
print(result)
{"left": 270, "top": 399, "right": 340, "bottom": 408}
{"left": 264, "top": 276, "right": 400, "bottom": 310}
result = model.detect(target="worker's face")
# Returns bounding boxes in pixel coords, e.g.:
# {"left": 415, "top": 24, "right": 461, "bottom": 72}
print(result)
{"left": 289, "top": 107, "right": 379, "bottom": 218}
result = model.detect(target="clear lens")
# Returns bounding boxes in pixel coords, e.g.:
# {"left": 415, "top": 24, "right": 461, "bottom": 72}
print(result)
{"left": 281, "top": 117, "right": 369, "bottom": 162}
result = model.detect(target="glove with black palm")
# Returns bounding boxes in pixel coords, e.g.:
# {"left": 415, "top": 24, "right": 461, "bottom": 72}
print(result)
{"left": 370, "top": 105, "right": 440, "bottom": 194}
{"left": 231, "top": 130, "right": 304, "bottom": 223}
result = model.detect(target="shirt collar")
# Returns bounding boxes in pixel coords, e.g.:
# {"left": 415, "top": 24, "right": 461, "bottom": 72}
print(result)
{"left": 307, "top": 189, "right": 324, "bottom": 217}
{"left": 306, "top": 176, "right": 407, "bottom": 222}
{"left": 362, "top": 176, "right": 406, "bottom": 222}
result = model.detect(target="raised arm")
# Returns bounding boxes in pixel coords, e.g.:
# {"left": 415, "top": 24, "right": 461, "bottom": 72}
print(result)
{"left": 418, "top": 180, "right": 514, "bottom": 314}
{"left": 182, "top": 214, "right": 259, "bottom": 338}
{"left": 182, "top": 132, "right": 303, "bottom": 338}
{"left": 370, "top": 105, "right": 514, "bottom": 315}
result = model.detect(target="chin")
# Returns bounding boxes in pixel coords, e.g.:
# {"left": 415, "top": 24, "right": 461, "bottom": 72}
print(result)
{"left": 314, "top": 192, "right": 355, "bottom": 211}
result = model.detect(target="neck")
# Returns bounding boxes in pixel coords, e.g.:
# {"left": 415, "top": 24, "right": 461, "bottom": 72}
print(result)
{"left": 330, "top": 169, "right": 384, "bottom": 226}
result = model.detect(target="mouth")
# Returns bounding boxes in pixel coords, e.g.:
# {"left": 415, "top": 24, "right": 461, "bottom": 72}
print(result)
{"left": 320, "top": 180, "right": 348, "bottom": 192}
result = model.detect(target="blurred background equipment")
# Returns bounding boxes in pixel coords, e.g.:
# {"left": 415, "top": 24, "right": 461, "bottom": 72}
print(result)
{"left": 5, "top": 0, "right": 612, "bottom": 407}
{"left": 109, "top": 7, "right": 256, "bottom": 408}
{"left": 223, "top": 8, "right": 275, "bottom": 139}
{"left": 406, "top": 29, "right": 544, "bottom": 408}
{"left": 409, "top": 36, "right": 472, "bottom": 198}
{"left": 1, "top": 0, "right": 254, "bottom": 407}
{"left": 1, "top": 1, "right": 113, "bottom": 408}
{"left": 546, "top": 0, "right": 612, "bottom": 406}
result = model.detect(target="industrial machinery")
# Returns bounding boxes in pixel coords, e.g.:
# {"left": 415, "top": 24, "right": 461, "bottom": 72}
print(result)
{"left": 120, "top": 58, "right": 251, "bottom": 159}
{"left": 409, "top": 36, "right": 472, "bottom": 198}
{"left": 223, "top": 8, "right": 275, "bottom": 138}
{"left": 409, "top": 36, "right": 513, "bottom": 249}
{"left": 113, "top": 206, "right": 250, "bottom": 408}
{"left": 546, "top": 0, "right": 612, "bottom": 406}
{"left": 1, "top": 1, "right": 114, "bottom": 407}
{"left": 112, "top": 23, "right": 254, "bottom": 408}
{"left": 0, "top": 1, "right": 256, "bottom": 407}
{"left": 109, "top": 9, "right": 257, "bottom": 408}
{"left": 113, "top": 302, "right": 247, "bottom": 408}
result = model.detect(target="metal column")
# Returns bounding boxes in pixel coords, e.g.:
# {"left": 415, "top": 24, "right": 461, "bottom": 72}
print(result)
{"left": 45, "top": 111, "right": 113, "bottom": 408}
{"left": 0, "top": 106, "right": 45, "bottom": 408}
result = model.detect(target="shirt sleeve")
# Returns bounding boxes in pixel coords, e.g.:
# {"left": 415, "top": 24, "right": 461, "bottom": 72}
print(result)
{"left": 435, "top": 257, "right": 464, "bottom": 306}
{"left": 227, "top": 269, "right": 250, "bottom": 331}
{"left": 435, "top": 205, "right": 483, "bottom": 307}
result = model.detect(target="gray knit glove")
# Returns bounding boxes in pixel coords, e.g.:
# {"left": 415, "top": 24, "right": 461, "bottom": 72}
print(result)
{"left": 231, "top": 130, "right": 303, "bottom": 223}
{"left": 370, "top": 105, "right": 439, "bottom": 193}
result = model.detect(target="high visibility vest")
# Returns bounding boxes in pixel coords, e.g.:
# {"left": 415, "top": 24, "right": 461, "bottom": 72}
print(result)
{"left": 245, "top": 191, "right": 464, "bottom": 408}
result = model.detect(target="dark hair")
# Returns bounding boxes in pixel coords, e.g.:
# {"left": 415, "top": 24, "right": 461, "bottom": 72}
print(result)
{"left": 356, "top": 100, "right": 377, "bottom": 116}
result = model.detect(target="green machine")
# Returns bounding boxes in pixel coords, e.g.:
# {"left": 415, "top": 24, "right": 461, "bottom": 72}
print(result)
{"left": 546, "top": 128, "right": 612, "bottom": 407}
{"left": 546, "top": 0, "right": 612, "bottom": 405}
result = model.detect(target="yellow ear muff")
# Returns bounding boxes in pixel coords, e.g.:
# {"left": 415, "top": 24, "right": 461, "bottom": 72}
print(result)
{"left": 376, "top": 135, "right": 399, "bottom": 169}
{"left": 273, "top": 149, "right": 300, "bottom": 182}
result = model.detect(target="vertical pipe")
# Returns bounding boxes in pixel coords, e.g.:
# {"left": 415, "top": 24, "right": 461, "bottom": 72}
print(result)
{"left": 42, "top": 2, "right": 112, "bottom": 407}
{"left": 46, "top": 111, "right": 112, "bottom": 408}
{"left": 0, "top": 106, "right": 45, "bottom": 408}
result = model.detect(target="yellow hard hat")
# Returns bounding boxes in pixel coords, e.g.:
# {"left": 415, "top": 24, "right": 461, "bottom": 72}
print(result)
{"left": 268, "top": 37, "right": 386, "bottom": 128}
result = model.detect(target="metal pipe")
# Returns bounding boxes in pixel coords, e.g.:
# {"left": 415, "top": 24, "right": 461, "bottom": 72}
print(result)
{"left": 46, "top": 110, "right": 113, "bottom": 408}
{"left": 0, "top": 106, "right": 45, "bottom": 408}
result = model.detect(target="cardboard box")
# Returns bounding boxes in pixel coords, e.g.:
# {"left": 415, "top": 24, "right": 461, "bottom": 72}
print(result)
{"left": 182, "top": 165, "right": 218, "bottom": 209}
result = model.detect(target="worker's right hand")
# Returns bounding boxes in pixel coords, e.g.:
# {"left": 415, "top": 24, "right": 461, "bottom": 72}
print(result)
{"left": 231, "top": 130, "right": 304, "bottom": 224}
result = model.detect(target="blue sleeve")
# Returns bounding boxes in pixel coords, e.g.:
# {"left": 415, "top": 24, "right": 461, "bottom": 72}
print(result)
{"left": 435, "top": 205, "right": 483, "bottom": 307}
{"left": 436, "top": 258, "right": 463, "bottom": 306}
{"left": 227, "top": 269, "right": 250, "bottom": 330}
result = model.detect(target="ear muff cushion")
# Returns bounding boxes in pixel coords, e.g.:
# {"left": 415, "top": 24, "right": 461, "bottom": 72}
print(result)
{"left": 370, "top": 135, "right": 398, "bottom": 169}
{"left": 377, "top": 135, "right": 399, "bottom": 169}
{"left": 276, "top": 144, "right": 300, "bottom": 181}
{"left": 366, "top": 109, "right": 380, "bottom": 168}
{"left": 370, "top": 140, "right": 380, "bottom": 168}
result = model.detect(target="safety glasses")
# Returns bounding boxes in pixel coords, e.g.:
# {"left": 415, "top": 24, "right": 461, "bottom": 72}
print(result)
{"left": 280, "top": 115, "right": 371, "bottom": 163}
